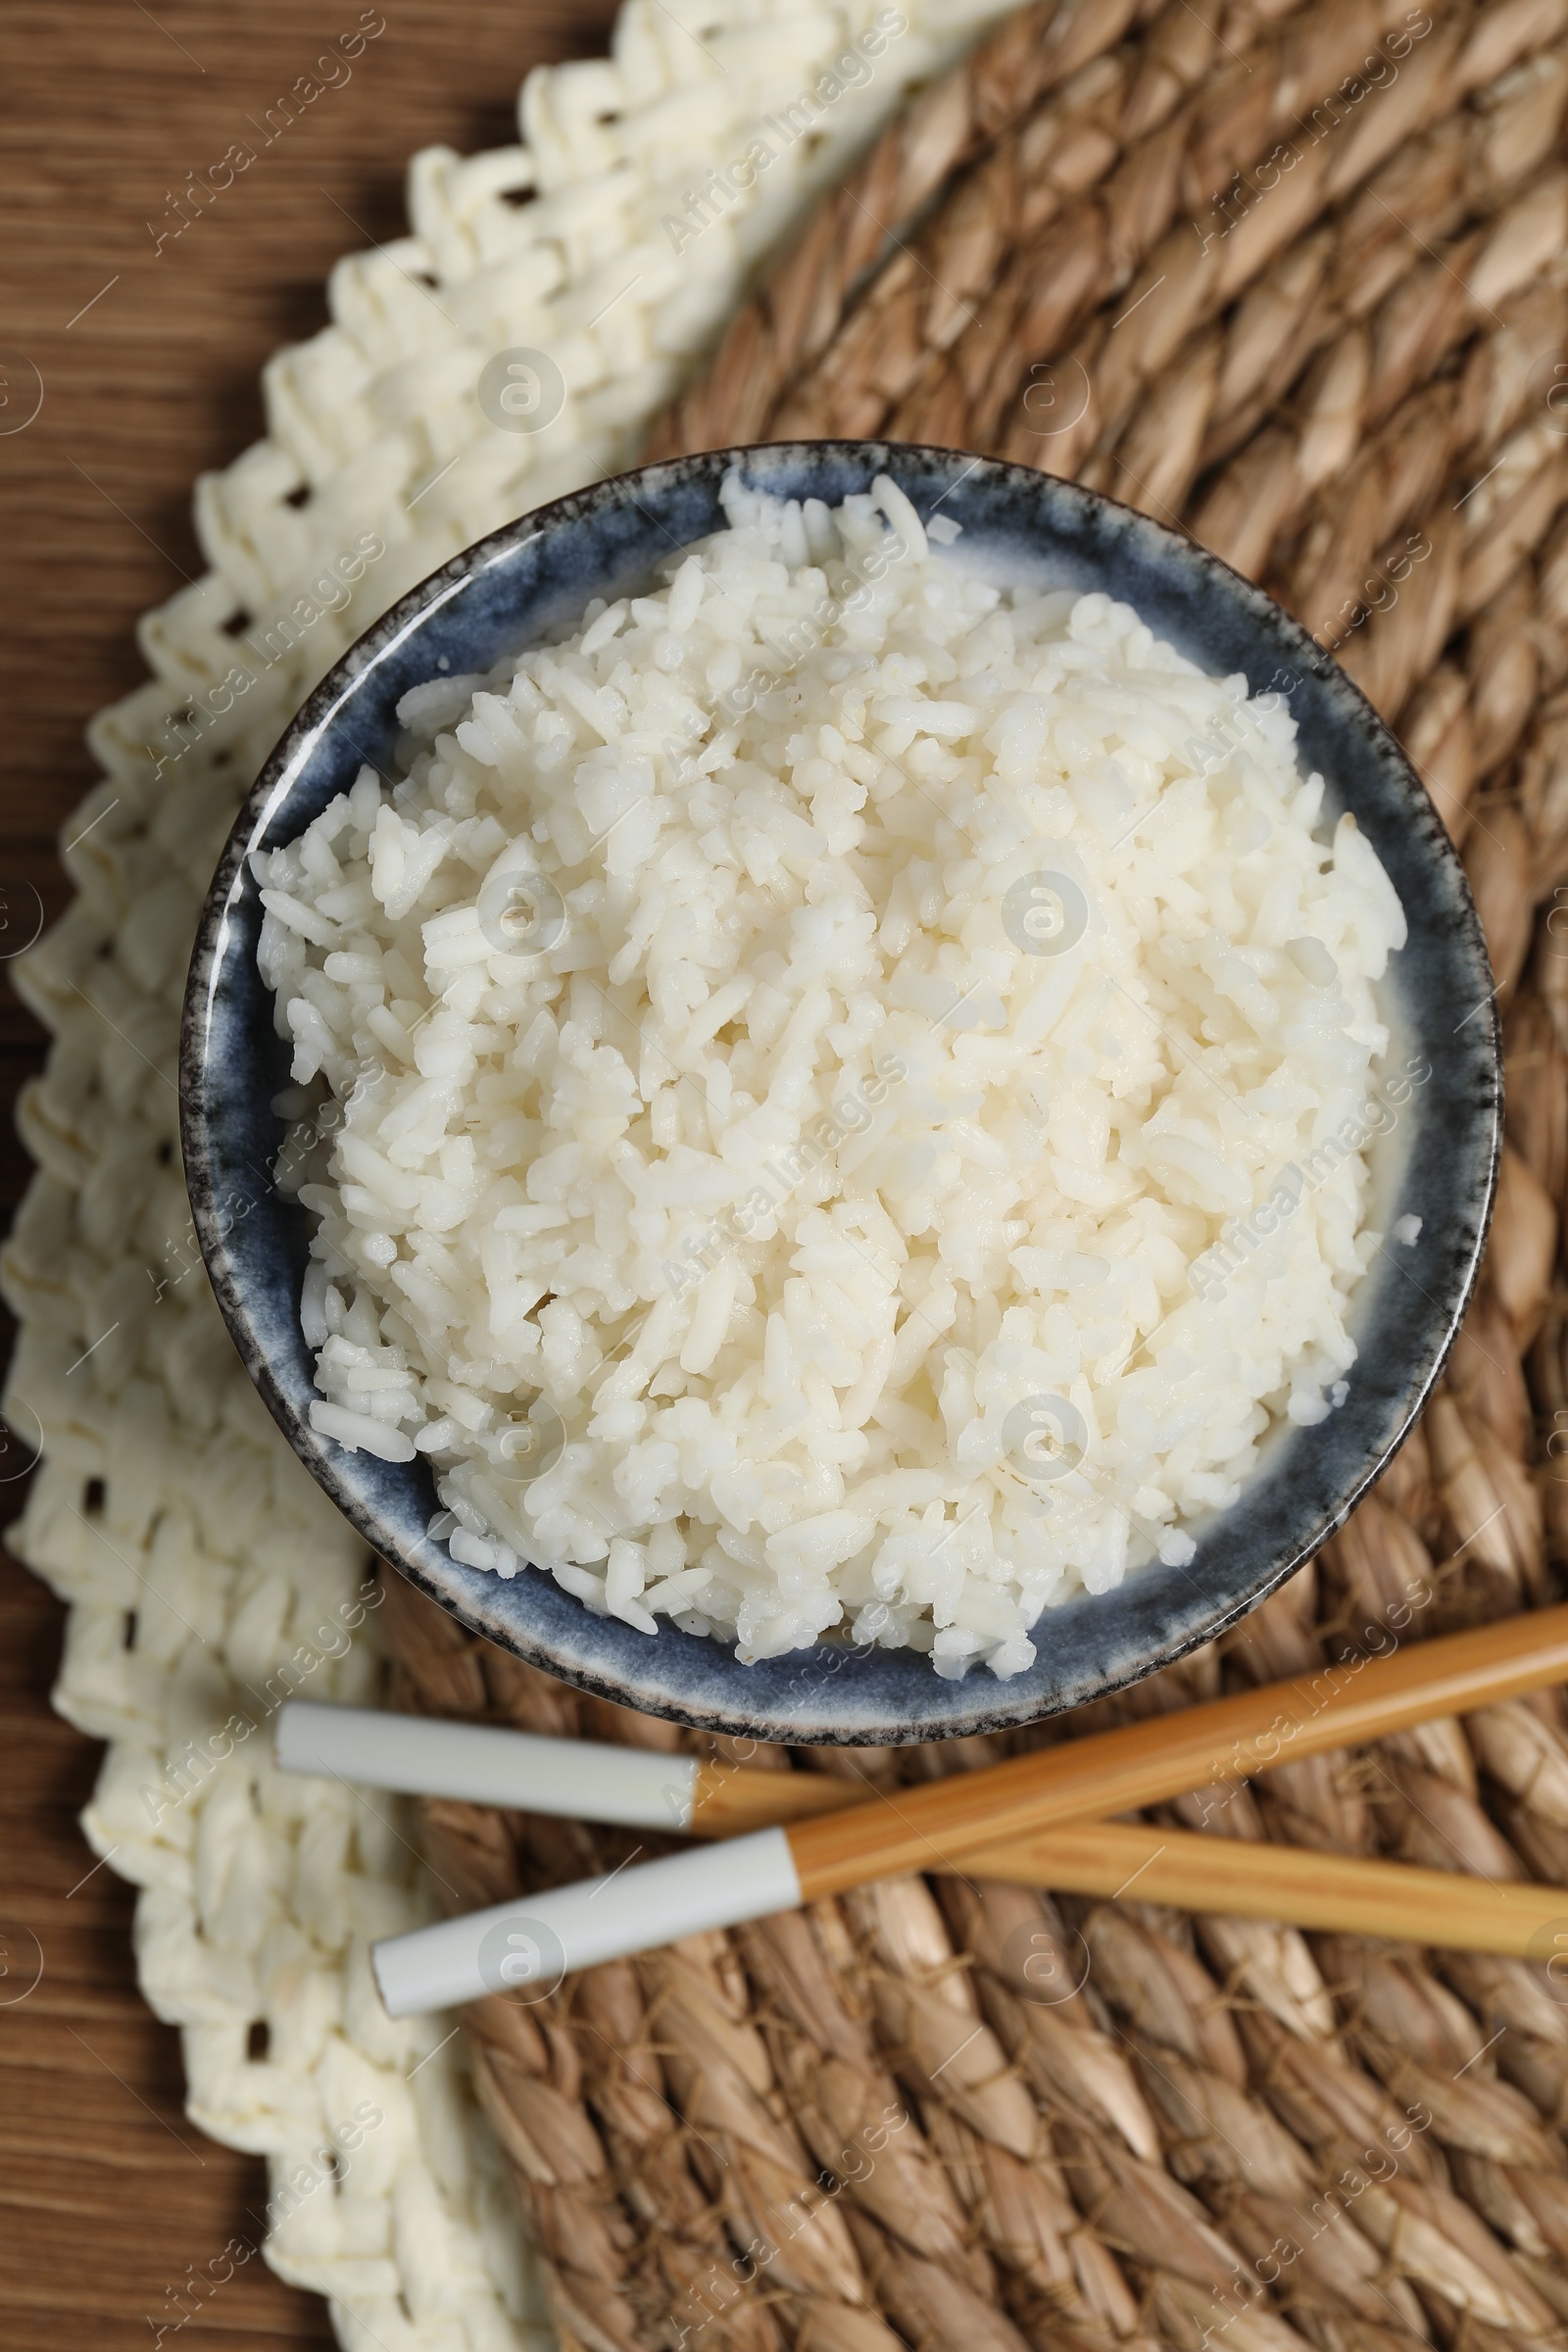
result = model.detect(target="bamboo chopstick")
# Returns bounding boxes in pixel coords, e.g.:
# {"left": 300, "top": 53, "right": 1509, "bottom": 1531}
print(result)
{"left": 282, "top": 1702, "right": 1568, "bottom": 1962}
{"left": 786, "top": 1604, "right": 1568, "bottom": 1900}
{"left": 973, "top": 1823, "right": 1568, "bottom": 1955}
{"left": 370, "top": 1604, "right": 1568, "bottom": 2014}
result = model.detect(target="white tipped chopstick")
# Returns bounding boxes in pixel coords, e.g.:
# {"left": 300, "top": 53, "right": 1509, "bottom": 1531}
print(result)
{"left": 275, "top": 1700, "right": 861, "bottom": 1831}
{"left": 272, "top": 1657, "right": 1568, "bottom": 2017}
{"left": 275, "top": 1700, "right": 700, "bottom": 1831}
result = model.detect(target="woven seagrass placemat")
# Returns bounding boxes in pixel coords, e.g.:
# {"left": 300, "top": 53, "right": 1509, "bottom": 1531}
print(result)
{"left": 383, "top": 5, "right": 1568, "bottom": 2350}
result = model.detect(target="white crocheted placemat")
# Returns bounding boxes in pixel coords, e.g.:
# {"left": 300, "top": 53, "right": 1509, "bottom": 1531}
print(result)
{"left": 0, "top": 4, "right": 1010, "bottom": 2345}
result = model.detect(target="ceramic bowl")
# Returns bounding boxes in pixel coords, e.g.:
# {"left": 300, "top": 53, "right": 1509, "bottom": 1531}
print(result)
{"left": 180, "top": 442, "right": 1499, "bottom": 1744}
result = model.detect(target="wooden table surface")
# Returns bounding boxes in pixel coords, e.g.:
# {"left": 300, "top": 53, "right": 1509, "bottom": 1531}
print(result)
{"left": 0, "top": 6, "right": 616, "bottom": 2343}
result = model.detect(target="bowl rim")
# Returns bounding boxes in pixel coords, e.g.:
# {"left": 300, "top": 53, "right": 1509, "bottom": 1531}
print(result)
{"left": 180, "top": 437, "right": 1500, "bottom": 1743}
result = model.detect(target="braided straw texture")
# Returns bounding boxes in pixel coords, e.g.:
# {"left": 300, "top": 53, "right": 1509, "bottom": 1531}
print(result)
{"left": 0, "top": 3, "right": 1025, "bottom": 2346}
{"left": 385, "top": 2, "right": 1568, "bottom": 2349}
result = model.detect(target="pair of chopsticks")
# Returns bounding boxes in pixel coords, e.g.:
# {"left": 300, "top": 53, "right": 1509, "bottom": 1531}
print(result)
{"left": 274, "top": 1602, "right": 1568, "bottom": 2016}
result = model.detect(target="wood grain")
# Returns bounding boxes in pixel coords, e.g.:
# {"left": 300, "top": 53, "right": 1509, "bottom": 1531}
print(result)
{"left": 0, "top": 3, "right": 616, "bottom": 2343}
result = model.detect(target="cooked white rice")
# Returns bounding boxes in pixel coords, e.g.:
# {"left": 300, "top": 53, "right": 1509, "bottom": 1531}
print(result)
{"left": 254, "top": 470, "right": 1407, "bottom": 1681}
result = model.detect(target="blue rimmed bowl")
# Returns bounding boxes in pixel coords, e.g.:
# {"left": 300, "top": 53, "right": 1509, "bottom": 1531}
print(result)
{"left": 179, "top": 442, "right": 1500, "bottom": 1745}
